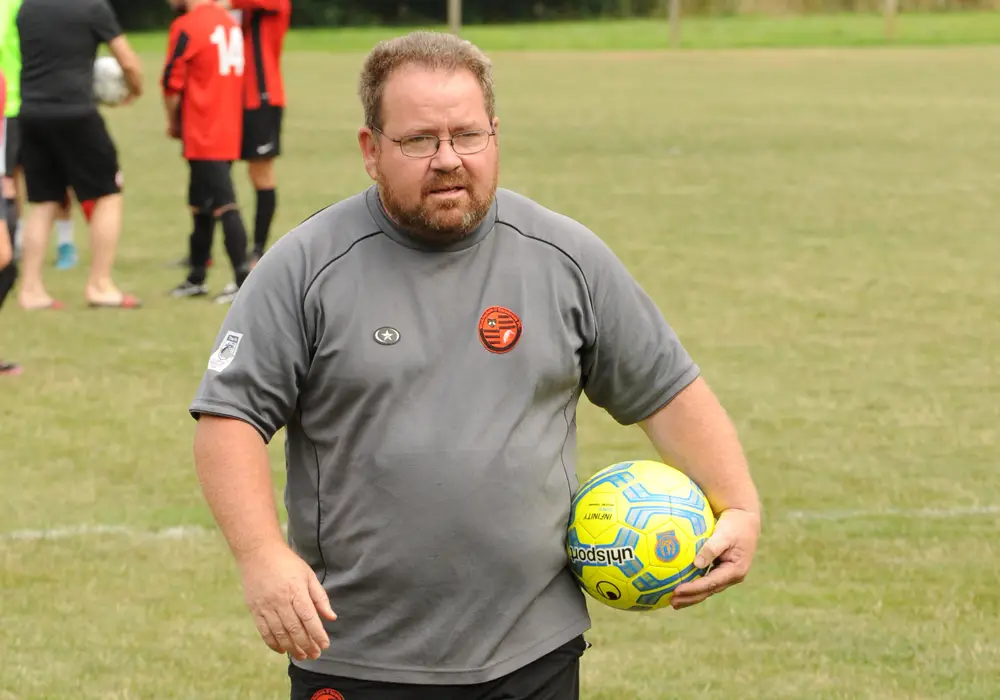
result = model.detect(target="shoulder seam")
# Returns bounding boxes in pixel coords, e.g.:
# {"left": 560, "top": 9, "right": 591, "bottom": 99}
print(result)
{"left": 496, "top": 219, "right": 599, "bottom": 348}
{"left": 301, "top": 230, "right": 383, "bottom": 301}
{"left": 299, "top": 230, "right": 383, "bottom": 364}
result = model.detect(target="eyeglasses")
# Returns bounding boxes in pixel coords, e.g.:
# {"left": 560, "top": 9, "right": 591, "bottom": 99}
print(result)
{"left": 373, "top": 127, "right": 495, "bottom": 159}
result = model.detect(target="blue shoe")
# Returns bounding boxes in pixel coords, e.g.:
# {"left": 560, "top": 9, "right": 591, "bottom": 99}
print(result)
{"left": 55, "top": 242, "right": 78, "bottom": 270}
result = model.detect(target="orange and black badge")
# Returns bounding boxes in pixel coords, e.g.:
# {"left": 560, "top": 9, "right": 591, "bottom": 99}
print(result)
{"left": 311, "top": 690, "right": 345, "bottom": 700}
{"left": 478, "top": 305, "right": 523, "bottom": 354}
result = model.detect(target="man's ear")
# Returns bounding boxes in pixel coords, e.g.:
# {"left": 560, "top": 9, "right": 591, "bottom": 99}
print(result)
{"left": 358, "top": 126, "right": 379, "bottom": 181}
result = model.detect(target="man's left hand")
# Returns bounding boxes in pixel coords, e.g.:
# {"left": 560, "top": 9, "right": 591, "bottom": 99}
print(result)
{"left": 670, "top": 508, "right": 760, "bottom": 609}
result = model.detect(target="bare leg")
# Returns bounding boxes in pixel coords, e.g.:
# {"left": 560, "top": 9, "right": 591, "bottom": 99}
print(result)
{"left": 84, "top": 193, "right": 125, "bottom": 303}
{"left": 16, "top": 200, "right": 59, "bottom": 309}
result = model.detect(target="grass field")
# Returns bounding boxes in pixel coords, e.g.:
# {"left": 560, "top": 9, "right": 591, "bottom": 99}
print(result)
{"left": 2, "top": 39, "right": 1000, "bottom": 699}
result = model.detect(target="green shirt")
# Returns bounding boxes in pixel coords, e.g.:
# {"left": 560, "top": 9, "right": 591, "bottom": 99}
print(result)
{"left": 0, "top": 0, "right": 22, "bottom": 116}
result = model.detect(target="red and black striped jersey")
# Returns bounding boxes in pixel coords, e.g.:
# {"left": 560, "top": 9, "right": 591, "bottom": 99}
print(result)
{"left": 231, "top": 0, "right": 290, "bottom": 110}
{"left": 162, "top": 3, "right": 244, "bottom": 161}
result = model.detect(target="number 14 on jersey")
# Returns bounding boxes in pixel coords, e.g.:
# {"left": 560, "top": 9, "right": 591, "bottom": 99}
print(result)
{"left": 211, "top": 25, "right": 244, "bottom": 76}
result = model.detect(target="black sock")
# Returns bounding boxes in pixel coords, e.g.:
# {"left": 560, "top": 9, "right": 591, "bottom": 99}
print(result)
{"left": 0, "top": 261, "right": 17, "bottom": 310}
{"left": 0, "top": 217, "right": 16, "bottom": 307}
{"left": 5, "top": 198, "right": 17, "bottom": 239}
{"left": 220, "top": 209, "right": 249, "bottom": 285}
{"left": 253, "top": 188, "right": 276, "bottom": 253}
{"left": 186, "top": 213, "right": 215, "bottom": 285}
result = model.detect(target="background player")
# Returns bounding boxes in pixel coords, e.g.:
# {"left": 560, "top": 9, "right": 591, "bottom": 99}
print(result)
{"left": 15, "top": 0, "right": 143, "bottom": 310}
{"left": 0, "top": 0, "right": 81, "bottom": 270}
{"left": 221, "top": 0, "right": 289, "bottom": 267}
{"left": 163, "top": 0, "right": 251, "bottom": 304}
{"left": 0, "top": 64, "right": 19, "bottom": 375}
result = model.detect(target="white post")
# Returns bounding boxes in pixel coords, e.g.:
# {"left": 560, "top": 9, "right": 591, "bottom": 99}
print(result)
{"left": 668, "top": 0, "right": 682, "bottom": 48}
{"left": 884, "top": 0, "right": 898, "bottom": 40}
{"left": 448, "top": 0, "right": 462, "bottom": 35}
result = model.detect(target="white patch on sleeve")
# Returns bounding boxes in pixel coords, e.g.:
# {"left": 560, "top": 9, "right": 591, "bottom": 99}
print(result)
{"left": 208, "top": 331, "right": 244, "bottom": 373}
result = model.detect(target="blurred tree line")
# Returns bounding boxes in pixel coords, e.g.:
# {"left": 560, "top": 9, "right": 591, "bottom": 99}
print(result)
{"left": 107, "top": 0, "right": 670, "bottom": 29}
{"left": 107, "top": 0, "right": 994, "bottom": 30}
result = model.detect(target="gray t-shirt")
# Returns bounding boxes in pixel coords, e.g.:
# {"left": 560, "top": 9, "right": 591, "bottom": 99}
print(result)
{"left": 17, "top": 0, "right": 122, "bottom": 118}
{"left": 189, "top": 186, "right": 700, "bottom": 685}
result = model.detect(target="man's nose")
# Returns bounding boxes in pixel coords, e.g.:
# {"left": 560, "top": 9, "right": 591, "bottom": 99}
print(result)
{"left": 431, "top": 139, "right": 463, "bottom": 172}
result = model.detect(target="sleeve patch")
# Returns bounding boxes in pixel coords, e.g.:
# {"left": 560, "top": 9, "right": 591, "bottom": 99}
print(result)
{"left": 208, "top": 331, "right": 244, "bottom": 373}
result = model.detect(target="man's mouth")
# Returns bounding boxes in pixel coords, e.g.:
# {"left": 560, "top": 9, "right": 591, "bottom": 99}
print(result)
{"left": 428, "top": 185, "right": 466, "bottom": 195}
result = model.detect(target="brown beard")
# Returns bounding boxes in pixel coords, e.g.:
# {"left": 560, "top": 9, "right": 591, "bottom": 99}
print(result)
{"left": 377, "top": 167, "right": 498, "bottom": 245}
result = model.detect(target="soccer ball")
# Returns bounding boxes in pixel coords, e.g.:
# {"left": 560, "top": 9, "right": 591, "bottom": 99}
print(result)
{"left": 566, "top": 460, "right": 716, "bottom": 611}
{"left": 93, "top": 56, "right": 128, "bottom": 106}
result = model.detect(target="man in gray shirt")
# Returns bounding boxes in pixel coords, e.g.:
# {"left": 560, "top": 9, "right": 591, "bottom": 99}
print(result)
{"left": 190, "top": 30, "right": 761, "bottom": 700}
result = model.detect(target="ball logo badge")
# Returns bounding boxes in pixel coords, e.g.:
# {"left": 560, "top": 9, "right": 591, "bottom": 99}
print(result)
{"left": 654, "top": 530, "right": 681, "bottom": 563}
{"left": 478, "top": 306, "right": 522, "bottom": 354}
{"left": 596, "top": 581, "right": 622, "bottom": 600}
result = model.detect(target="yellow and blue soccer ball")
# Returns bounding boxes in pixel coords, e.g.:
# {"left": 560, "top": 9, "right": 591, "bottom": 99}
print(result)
{"left": 566, "top": 460, "right": 716, "bottom": 611}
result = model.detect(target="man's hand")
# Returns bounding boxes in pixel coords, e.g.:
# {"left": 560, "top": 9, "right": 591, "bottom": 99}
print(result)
{"left": 238, "top": 543, "right": 337, "bottom": 660}
{"left": 670, "top": 508, "right": 760, "bottom": 610}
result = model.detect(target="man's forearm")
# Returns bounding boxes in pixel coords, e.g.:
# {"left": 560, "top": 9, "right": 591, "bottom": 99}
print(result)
{"left": 639, "top": 377, "right": 761, "bottom": 516}
{"left": 193, "top": 415, "right": 286, "bottom": 564}
{"left": 164, "top": 93, "right": 181, "bottom": 133}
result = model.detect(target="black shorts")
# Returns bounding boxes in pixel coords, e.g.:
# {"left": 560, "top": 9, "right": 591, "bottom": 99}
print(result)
{"left": 2, "top": 115, "right": 21, "bottom": 175}
{"left": 241, "top": 105, "right": 283, "bottom": 161}
{"left": 188, "top": 160, "right": 237, "bottom": 214}
{"left": 20, "top": 112, "right": 121, "bottom": 204}
{"left": 288, "top": 636, "right": 586, "bottom": 700}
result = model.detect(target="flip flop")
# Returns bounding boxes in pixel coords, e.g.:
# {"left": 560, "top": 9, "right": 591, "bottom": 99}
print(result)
{"left": 87, "top": 294, "right": 142, "bottom": 309}
{"left": 21, "top": 299, "right": 65, "bottom": 311}
{"left": 0, "top": 361, "right": 23, "bottom": 376}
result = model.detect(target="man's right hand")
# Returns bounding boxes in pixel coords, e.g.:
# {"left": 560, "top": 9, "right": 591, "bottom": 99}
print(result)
{"left": 238, "top": 543, "right": 337, "bottom": 661}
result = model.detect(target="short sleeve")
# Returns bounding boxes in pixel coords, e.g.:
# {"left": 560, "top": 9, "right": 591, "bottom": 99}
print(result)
{"left": 579, "top": 236, "right": 700, "bottom": 425}
{"left": 189, "top": 235, "right": 313, "bottom": 443}
{"left": 161, "top": 25, "right": 190, "bottom": 94}
{"left": 90, "top": 0, "right": 123, "bottom": 43}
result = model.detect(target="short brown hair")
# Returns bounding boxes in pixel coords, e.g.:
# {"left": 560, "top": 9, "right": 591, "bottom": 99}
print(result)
{"left": 358, "top": 31, "right": 496, "bottom": 130}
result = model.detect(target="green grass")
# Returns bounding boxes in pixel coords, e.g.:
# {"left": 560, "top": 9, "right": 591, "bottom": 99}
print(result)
{"left": 128, "top": 13, "right": 1000, "bottom": 53}
{"left": 3, "top": 45, "right": 1000, "bottom": 698}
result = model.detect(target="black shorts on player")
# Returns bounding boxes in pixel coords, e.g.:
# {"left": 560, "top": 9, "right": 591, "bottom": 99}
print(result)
{"left": 288, "top": 636, "right": 587, "bottom": 700}
{"left": 20, "top": 112, "right": 121, "bottom": 204}
{"left": 188, "top": 160, "right": 237, "bottom": 213}
{"left": 2, "top": 116, "right": 21, "bottom": 175}
{"left": 240, "top": 105, "right": 283, "bottom": 161}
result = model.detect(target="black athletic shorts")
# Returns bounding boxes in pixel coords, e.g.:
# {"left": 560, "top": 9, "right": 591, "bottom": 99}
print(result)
{"left": 288, "top": 635, "right": 587, "bottom": 700}
{"left": 2, "top": 115, "right": 21, "bottom": 175}
{"left": 20, "top": 112, "right": 121, "bottom": 204}
{"left": 188, "top": 160, "right": 237, "bottom": 214}
{"left": 241, "top": 105, "right": 283, "bottom": 161}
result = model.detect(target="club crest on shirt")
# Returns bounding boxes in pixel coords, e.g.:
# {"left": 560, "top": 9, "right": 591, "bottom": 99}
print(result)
{"left": 207, "top": 331, "right": 243, "bottom": 373}
{"left": 310, "top": 689, "right": 345, "bottom": 700}
{"left": 478, "top": 306, "right": 522, "bottom": 354}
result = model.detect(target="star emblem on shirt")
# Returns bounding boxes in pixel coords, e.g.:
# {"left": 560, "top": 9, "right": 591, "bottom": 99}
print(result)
{"left": 373, "top": 327, "right": 401, "bottom": 346}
